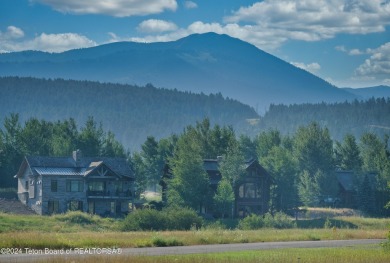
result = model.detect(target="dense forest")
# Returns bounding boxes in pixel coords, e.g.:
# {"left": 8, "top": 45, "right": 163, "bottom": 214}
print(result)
{"left": 255, "top": 98, "right": 390, "bottom": 141}
{"left": 1, "top": 116, "right": 389, "bottom": 216}
{"left": 0, "top": 77, "right": 257, "bottom": 149}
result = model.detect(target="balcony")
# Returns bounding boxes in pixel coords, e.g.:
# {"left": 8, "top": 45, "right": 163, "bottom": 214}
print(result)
{"left": 87, "top": 190, "right": 132, "bottom": 199}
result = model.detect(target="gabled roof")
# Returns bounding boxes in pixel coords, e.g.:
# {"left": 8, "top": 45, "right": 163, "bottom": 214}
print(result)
{"left": 336, "top": 170, "right": 377, "bottom": 191}
{"left": 16, "top": 155, "right": 134, "bottom": 179}
{"left": 336, "top": 170, "right": 354, "bottom": 191}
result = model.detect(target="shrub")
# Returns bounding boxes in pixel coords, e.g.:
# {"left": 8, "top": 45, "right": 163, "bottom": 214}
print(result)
{"left": 238, "top": 212, "right": 295, "bottom": 230}
{"left": 263, "top": 212, "right": 296, "bottom": 229}
{"left": 54, "top": 211, "right": 96, "bottom": 225}
{"left": 121, "top": 207, "right": 203, "bottom": 231}
{"left": 121, "top": 209, "right": 167, "bottom": 231}
{"left": 152, "top": 237, "right": 183, "bottom": 247}
{"left": 237, "top": 214, "right": 263, "bottom": 230}
{"left": 165, "top": 207, "right": 202, "bottom": 230}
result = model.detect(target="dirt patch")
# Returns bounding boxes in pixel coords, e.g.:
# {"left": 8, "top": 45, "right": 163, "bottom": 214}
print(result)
{"left": 0, "top": 198, "right": 36, "bottom": 215}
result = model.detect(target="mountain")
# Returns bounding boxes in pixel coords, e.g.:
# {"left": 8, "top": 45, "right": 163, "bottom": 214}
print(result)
{"left": 342, "top": 86, "right": 390, "bottom": 100}
{"left": 0, "top": 33, "right": 356, "bottom": 111}
{"left": 0, "top": 77, "right": 258, "bottom": 149}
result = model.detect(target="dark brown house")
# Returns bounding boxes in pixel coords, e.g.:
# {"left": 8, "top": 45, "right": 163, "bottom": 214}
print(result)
{"left": 161, "top": 158, "right": 272, "bottom": 218}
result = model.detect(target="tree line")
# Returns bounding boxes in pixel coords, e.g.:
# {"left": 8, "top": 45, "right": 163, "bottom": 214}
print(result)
{"left": 256, "top": 98, "right": 390, "bottom": 141}
{"left": 133, "top": 119, "right": 390, "bottom": 217}
{"left": 1, "top": 115, "right": 389, "bottom": 216}
{"left": 0, "top": 114, "right": 126, "bottom": 188}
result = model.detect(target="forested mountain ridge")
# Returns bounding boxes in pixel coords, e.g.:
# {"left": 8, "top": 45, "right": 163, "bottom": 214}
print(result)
{"left": 0, "top": 33, "right": 356, "bottom": 110}
{"left": 255, "top": 99, "right": 390, "bottom": 141}
{"left": 0, "top": 77, "right": 258, "bottom": 149}
{"left": 342, "top": 86, "right": 390, "bottom": 100}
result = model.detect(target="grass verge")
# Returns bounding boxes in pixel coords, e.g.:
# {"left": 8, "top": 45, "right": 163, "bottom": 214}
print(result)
{"left": 31, "top": 245, "right": 390, "bottom": 263}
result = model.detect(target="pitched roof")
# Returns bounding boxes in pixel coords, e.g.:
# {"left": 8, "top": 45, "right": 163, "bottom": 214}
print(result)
{"left": 336, "top": 171, "right": 354, "bottom": 191}
{"left": 18, "top": 155, "right": 134, "bottom": 179}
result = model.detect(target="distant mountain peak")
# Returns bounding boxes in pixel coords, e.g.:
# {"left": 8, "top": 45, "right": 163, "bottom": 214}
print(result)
{"left": 0, "top": 33, "right": 356, "bottom": 110}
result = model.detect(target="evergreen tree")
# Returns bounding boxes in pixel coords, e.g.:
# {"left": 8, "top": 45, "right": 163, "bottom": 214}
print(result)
{"left": 51, "top": 119, "right": 78, "bottom": 156}
{"left": 140, "top": 136, "right": 161, "bottom": 191}
{"left": 255, "top": 130, "right": 281, "bottom": 161}
{"left": 293, "top": 122, "right": 335, "bottom": 196}
{"left": 261, "top": 145, "right": 298, "bottom": 212}
{"left": 0, "top": 114, "right": 24, "bottom": 187}
{"left": 101, "top": 131, "right": 126, "bottom": 157}
{"left": 78, "top": 117, "right": 103, "bottom": 157}
{"left": 335, "top": 134, "right": 362, "bottom": 172}
{"left": 168, "top": 131, "right": 210, "bottom": 211}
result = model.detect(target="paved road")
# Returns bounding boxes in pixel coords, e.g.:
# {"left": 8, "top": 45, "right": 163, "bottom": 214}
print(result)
{"left": 0, "top": 239, "right": 385, "bottom": 262}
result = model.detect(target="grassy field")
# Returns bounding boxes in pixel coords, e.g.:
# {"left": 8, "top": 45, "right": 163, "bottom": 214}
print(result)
{"left": 0, "top": 209, "right": 389, "bottom": 250}
{"left": 30, "top": 245, "right": 390, "bottom": 263}
{"left": 1, "top": 208, "right": 389, "bottom": 262}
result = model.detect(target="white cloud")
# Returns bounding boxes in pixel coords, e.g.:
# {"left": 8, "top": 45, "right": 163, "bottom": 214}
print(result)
{"left": 137, "top": 19, "right": 178, "bottom": 33}
{"left": 31, "top": 0, "right": 178, "bottom": 17}
{"left": 125, "top": 21, "right": 288, "bottom": 51}
{"left": 184, "top": 1, "right": 197, "bottom": 9}
{"left": 224, "top": 0, "right": 390, "bottom": 44}
{"left": 0, "top": 26, "right": 24, "bottom": 40}
{"left": 349, "top": 49, "right": 364, "bottom": 55}
{"left": 0, "top": 28, "right": 96, "bottom": 53}
{"left": 291, "top": 61, "right": 321, "bottom": 73}
{"left": 122, "top": 1, "right": 390, "bottom": 52}
{"left": 355, "top": 42, "right": 390, "bottom": 81}
{"left": 28, "top": 33, "right": 97, "bottom": 52}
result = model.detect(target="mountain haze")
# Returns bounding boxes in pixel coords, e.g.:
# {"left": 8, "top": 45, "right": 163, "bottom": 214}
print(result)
{"left": 0, "top": 77, "right": 257, "bottom": 149}
{"left": 0, "top": 33, "right": 356, "bottom": 111}
{"left": 342, "top": 86, "right": 390, "bottom": 100}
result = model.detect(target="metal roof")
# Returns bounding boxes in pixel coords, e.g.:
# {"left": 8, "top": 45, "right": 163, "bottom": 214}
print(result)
{"left": 34, "top": 167, "right": 86, "bottom": 176}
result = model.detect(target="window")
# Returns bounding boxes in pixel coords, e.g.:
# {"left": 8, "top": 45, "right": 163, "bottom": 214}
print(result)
{"left": 238, "top": 183, "right": 259, "bottom": 199}
{"left": 48, "top": 200, "right": 59, "bottom": 214}
{"left": 110, "top": 202, "right": 115, "bottom": 214}
{"left": 29, "top": 180, "right": 35, "bottom": 199}
{"left": 51, "top": 180, "right": 58, "bottom": 192}
{"left": 114, "top": 181, "right": 123, "bottom": 193}
{"left": 25, "top": 181, "right": 29, "bottom": 191}
{"left": 88, "top": 181, "right": 105, "bottom": 192}
{"left": 68, "top": 200, "right": 83, "bottom": 211}
{"left": 66, "top": 180, "right": 84, "bottom": 192}
{"left": 88, "top": 201, "right": 95, "bottom": 214}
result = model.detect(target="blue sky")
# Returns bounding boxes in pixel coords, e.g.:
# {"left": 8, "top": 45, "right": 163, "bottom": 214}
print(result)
{"left": 0, "top": 0, "right": 389, "bottom": 88}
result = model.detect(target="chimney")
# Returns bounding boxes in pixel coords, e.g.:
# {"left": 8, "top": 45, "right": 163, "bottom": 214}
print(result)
{"left": 72, "top": 150, "right": 82, "bottom": 164}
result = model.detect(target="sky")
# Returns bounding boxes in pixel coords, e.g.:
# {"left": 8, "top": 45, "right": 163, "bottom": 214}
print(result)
{"left": 0, "top": 0, "right": 389, "bottom": 88}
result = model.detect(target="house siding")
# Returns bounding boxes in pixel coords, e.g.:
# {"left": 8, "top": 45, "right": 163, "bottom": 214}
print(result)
{"left": 15, "top": 153, "right": 135, "bottom": 216}
{"left": 41, "top": 175, "right": 87, "bottom": 214}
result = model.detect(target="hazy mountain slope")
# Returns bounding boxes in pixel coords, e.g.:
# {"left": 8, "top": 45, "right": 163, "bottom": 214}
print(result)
{"left": 0, "top": 33, "right": 356, "bottom": 111}
{"left": 0, "top": 77, "right": 258, "bottom": 149}
{"left": 342, "top": 86, "right": 390, "bottom": 99}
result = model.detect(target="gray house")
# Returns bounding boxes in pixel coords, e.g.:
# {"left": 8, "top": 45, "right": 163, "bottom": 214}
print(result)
{"left": 15, "top": 150, "right": 135, "bottom": 216}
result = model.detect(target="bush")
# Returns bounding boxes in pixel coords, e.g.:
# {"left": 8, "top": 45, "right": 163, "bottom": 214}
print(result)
{"left": 238, "top": 212, "right": 295, "bottom": 230}
{"left": 54, "top": 211, "right": 97, "bottom": 225}
{"left": 165, "top": 207, "right": 202, "bottom": 230}
{"left": 121, "top": 209, "right": 167, "bottom": 231}
{"left": 263, "top": 212, "right": 296, "bottom": 229}
{"left": 152, "top": 237, "right": 184, "bottom": 247}
{"left": 121, "top": 207, "right": 203, "bottom": 231}
{"left": 238, "top": 214, "right": 263, "bottom": 230}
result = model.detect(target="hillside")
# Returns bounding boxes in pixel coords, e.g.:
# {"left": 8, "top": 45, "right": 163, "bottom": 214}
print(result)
{"left": 342, "top": 86, "right": 390, "bottom": 100}
{"left": 0, "top": 77, "right": 258, "bottom": 149}
{"left": 0, "top": 33, "right": 356, "bottom": 111}
{"left": 255, "top": 98, "right": 390, "bottom": 141}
